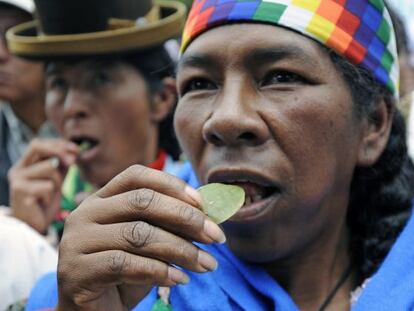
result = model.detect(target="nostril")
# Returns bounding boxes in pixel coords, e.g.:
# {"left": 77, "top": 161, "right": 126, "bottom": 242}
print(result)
{"left": 239, "top": 132, "right": 257, "bottom": 142}
{"left": 208, "top": 133, "right": 224, "bottom": 146}
{"left": 76, "top": 111, "right": 88, "bottom": 119}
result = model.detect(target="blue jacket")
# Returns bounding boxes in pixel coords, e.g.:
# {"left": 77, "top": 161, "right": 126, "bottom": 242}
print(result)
{"left": 26, "top": 163, "right": 414, "bottom": 310}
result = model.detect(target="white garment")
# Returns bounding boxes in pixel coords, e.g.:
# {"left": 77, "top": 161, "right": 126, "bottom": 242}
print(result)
{"left": 0, "top": 215, "right": 57, "bottom": 310}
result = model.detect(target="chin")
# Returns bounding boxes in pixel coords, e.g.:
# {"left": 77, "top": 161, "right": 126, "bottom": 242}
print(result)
{"left": 79, "top": 166, "right": 113, "bottom": 188}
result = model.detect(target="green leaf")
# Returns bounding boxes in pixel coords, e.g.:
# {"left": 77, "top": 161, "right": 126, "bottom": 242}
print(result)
{"left": 198, "top": 183, "right": 245, "bottom": 224}
{"left": 79, "top": 141, "right": 91, "bottom": 154}
{"left": 151, "top": 299, "right": 173, "bottom": 311}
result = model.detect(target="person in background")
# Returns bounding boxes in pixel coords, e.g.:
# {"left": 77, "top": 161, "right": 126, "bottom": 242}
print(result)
{"left": 387, "top": 3, "right": 414, "bottom": 161}
{"left": 0, "top": 0, "right": 56, "bottom": 206}
{"left": 0, "top": 213, "right": 57, "bottom": 310}
{"left": 6, "top": 0, "right": 185, "bottom": 236}
{"left": 23, "top": 0, "right": 414, "bottom": 311}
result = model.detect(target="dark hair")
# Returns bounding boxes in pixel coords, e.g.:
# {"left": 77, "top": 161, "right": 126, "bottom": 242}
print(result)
{"left": 122, "top": 45, "right": 182, "bottom": 160}
{"left": 328, "top": 50, "right": 414, "bottom": 285}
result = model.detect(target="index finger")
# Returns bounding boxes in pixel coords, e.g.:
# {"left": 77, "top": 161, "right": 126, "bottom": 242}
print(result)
{"left": 18, "top": 139, "right": 79, "bottom": 168}
{"left": 95, "top": 165, "right": 202, "bottom": 208}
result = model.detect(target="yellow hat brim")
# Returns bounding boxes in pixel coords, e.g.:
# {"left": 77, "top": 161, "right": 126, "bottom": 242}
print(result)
{"left": 6, "top": 1, "right": 185, "bottom": 59}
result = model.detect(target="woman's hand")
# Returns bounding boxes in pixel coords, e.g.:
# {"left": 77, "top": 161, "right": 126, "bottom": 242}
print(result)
{"left": 57, "top": 165, "right": 226, "bottom": 311}
{"left": 8, "top": 139, "right": 79, "bottom": 234}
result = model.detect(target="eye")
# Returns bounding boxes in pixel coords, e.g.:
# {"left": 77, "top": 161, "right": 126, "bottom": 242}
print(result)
{"left": 261, "top": 70, "right": 306, "bottom": 86}
{"left": 47, "top": 76, "right": 67, "bottom": 91}
{"left": 182, "top": 78, "right": 217, "bottom": 95}
{"left": 92, "top": 70, "right": 111, "bottom": 86}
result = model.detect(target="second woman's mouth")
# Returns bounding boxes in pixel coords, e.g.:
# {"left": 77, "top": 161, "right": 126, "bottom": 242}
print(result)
{"left": 71, "top": 136, "right": 101, "bottom": 162}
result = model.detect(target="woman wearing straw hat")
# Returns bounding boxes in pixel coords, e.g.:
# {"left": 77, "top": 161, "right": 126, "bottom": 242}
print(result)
{"left": 25, "top": 0, "right": 414, "bottom": 310}
{"left": 6, "top": 0, "right": 186, "bottom": 235}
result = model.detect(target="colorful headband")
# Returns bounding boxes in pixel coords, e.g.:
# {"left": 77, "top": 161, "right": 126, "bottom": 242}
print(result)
{"left": 181, "top": 0, "right": 399, "bottom": 97}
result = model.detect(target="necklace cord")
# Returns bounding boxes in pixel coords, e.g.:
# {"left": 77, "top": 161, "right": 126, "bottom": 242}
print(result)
{"left": 317, "top": 264, "right": 353, "bottom": 311}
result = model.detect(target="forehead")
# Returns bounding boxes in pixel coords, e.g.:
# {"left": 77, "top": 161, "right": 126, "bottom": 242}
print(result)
{"left": 45, "top": 59, "right": 122, "bottom": 75}
{"left": 179, "top": 23, "right": 330, "bottom": 70}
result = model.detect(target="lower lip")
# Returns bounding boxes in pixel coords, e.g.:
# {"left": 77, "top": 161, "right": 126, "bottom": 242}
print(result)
{"left": 228, "top": 193, "right": 280, "bottom": 222}
{"left": 77, "top": 145, "right": 100, "bottom": 163}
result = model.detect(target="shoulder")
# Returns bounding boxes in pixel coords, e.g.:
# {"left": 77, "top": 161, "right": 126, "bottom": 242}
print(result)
{"left": 354, "top": 209, "right": 414, "bottom": 310}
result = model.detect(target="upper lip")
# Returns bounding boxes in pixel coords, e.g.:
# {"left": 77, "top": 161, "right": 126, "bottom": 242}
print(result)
{"left": 206, "top": 167, "right": 281, "bottom": 189}
{"left": 67, "top": 132, "right": 100, "bottom": 145}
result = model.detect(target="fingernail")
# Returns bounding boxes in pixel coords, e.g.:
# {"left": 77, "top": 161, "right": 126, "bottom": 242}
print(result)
{"left": 49, "top": 157, "right": 60, "bottom": 168}
{"left": 203, "top": 219, "right": 226, "bottom": 244}
{"left": 168, "top": 267, "right": 189, "bottom": 285}
{"left": 185, "top": 185, "right": 202, "bottom": 206}
{"left": 198, "top": 251, "right": 218, "bottom": 271}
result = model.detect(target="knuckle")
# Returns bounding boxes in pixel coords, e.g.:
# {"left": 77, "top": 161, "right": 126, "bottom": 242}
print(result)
{"left": 121, "top": 221, "right": 154, "bottom": 249}
{"left": 129, "top": 188, "right": 156, "bottom": 211}
{"left": 177, "top": 204, "right": 200, "bottom": 225}
{"left": 123, "top": 164, "right": 148, "bottom": 182}
{"left": 108, "top": 250, "right": 128, "bottom": 276}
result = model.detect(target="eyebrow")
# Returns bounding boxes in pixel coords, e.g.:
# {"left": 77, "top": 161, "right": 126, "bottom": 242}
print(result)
{"left": 178, "top": 45, "right": 320, "bottom": 73}
{"left": 177, "top": 53, "right": 219, "bottom": 73}
{"left": 244, "top": 46, "right": 320, "bottom": 70}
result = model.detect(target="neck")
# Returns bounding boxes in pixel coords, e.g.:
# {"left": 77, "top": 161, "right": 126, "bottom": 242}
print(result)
{"left": 264, "top": 221, "right": 355, "bottom": 311}
{"left": 143, "top": 126, "right": 161, "bottom": 168}
{"left": 10, "top": 94, "right": 46, "bottom": 133}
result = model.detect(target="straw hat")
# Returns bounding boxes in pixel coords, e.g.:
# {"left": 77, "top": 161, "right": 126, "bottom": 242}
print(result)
{"left": 6, "top": 0, "right": 186, "bottom": 59}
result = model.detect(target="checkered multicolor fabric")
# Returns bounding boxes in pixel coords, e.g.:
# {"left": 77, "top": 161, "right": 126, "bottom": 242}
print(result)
{"left": 181, "top": 0, "right": 399, "bottom": 96}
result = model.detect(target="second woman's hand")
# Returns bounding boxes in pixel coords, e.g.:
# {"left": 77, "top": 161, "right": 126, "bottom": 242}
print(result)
{"left": 8, "top": 139, "right": 79, "bottom": 234}
{"left": 56, "top": 165, "right": 226, "bottom": 311}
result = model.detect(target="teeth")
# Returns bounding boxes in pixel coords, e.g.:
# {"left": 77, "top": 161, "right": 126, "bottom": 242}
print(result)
{"left": 243, "top": 194, "right": 265, "bottom": 207}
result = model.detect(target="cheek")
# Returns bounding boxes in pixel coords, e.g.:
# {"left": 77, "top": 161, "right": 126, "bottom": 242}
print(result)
{"left": 45, "top": 95, "right": 64, "bottom": 133}
{"left": 13, "top": 59, "right": 43, "bottom": 85}
{"left": 104, "top": 93, "right": 152, "bottom": 149}
{"left": 174, "top": 100, "right": 207, "bottom": 165}
{"left": 264, "top": 88, "right": 358, "bottom": 200}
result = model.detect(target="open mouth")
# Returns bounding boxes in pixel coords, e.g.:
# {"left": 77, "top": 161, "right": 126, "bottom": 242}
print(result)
{"left": 234, "top": 182, "right": 279, "bottom": 208}
{"left": 70, "top": 136, "right": 100, "bottom": 160}
{"left": 207, "top": 170, "right": 282, "bottom": 221}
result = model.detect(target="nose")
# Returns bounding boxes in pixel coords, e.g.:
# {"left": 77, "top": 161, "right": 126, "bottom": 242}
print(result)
{"left": 202, "top": 83, "right": 270, "bottom": 147}
{"left": 62, "top": 88, "right": 91, "bottom": 123}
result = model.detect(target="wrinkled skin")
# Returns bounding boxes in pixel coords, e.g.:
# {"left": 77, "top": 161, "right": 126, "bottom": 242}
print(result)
{"left": 56, "top": 24, "right": 392, "bottom": 310}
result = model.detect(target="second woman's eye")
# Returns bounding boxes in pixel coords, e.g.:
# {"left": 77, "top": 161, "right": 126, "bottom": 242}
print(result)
{"left": 92, "top": 70, "right": 111, "bottom": 86}
{"left": 261, "top": 70, "right": 306, "bottom": 86}
{"left": 47, "top": 76, "right": 67, "bottom": 91}
{"left": 182, "top": 78, "right": 217, "bottom": 95}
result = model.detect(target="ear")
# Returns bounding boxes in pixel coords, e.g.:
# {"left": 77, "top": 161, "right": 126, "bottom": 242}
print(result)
{"left": 150, "top": 77, "right": 177, "bottom": 123}
{"left": 357, "top": 98, "right": 393, "bottom": 166}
